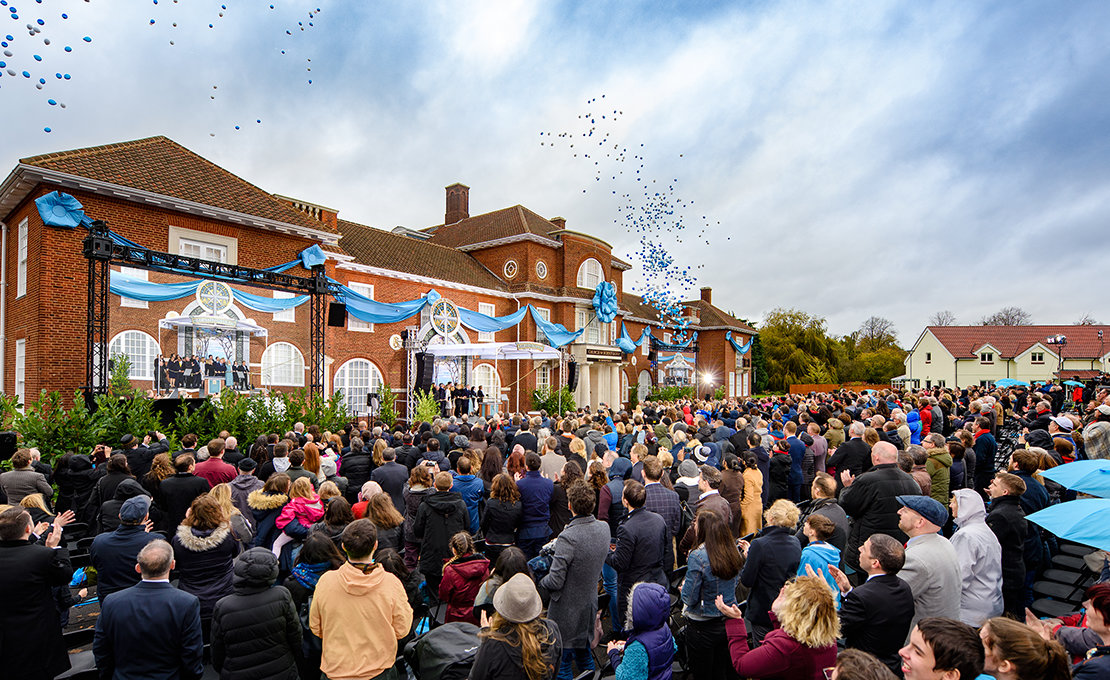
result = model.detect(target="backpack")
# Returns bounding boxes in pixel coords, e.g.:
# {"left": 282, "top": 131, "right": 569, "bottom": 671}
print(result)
{"left": 677, "top": 499, "right": 696, "bottom": 545}
{"left": 404, "top": 621, "right": 480, "bottom": 680}
{"left": 298, "top": 593, "right": 322, "bottom": 655}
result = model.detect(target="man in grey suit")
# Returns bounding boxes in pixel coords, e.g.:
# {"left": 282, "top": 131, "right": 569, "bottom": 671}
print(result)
{"left": 896, "top": 494, "right": 961, "bottom": 640}
{"left": 541, "top": 481, "right": 613, "bottom": 680}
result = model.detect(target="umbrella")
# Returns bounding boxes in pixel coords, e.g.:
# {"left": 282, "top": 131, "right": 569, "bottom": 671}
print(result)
{"left": 1064, "top": 380, "right": 1085, "bottom": 387}
{"left": 1026, "top": 499, "right": 1110, "bottom": 553}
{"left": 994, "top": 378, "right": 1029, "bottom": 388}
{"left": 1041, "top": 460, "right": 1110, "bottom": 497}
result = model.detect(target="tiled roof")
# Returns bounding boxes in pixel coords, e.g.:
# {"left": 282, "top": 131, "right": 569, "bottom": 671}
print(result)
{"left": 927, "top": 325, "right": 1110, "bottom": 360}
{"left": 20, "top": 136, "right": 333, "bottom": 233}
{"left": 685, "top": 299, "right": 757, "bottom": 332}
{"left": 1055, "top": 369, "right": 1105, "bottom": 379}
{"left": 423, "top": 205, "right": 561, "bottom": 248}
{"left": 337, "top": 219, "right": 508, "bottom": 291}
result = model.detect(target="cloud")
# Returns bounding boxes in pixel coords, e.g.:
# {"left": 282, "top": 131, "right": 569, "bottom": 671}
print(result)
{"left": 2, "top": 0, "right": 1109, "bottom": 345}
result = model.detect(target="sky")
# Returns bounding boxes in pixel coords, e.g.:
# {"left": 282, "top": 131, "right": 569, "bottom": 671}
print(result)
{"left": 1, "top": 0, "right": 1108, "bottom": 346}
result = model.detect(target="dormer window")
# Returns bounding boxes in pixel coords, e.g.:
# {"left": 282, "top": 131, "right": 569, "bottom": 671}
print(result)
{"left": 980, "top": 352, "right": 994, "bottom": 364}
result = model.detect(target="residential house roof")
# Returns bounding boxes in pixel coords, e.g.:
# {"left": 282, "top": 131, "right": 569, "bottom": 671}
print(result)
{"left": 927, "top": 325, "right": 1110, "bottom": 360}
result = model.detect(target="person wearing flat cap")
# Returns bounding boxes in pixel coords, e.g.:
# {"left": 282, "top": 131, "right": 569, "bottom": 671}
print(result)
{"left": 471, "top": 573, "right": 563, "bottom": 680}
{"left": 89, "top": 494, "right": 159, "bottom": 599}
{"left": 896, "top": 494, "right": 961, "bottom": 640}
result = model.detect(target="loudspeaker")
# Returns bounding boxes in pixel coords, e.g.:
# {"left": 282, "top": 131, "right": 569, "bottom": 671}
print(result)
{"left": 0, "top": 432, "right": 15, "bottom": 462}
{"left": 648, "top": 348, "right": 658, "bottom": 363}
{"left": 414, "top": 352, "right": 435, "bottom": 391}
{"left": 400, "top": 329, "right": 409, "bottom": 341}
{"left": 327, "top": 302, "right": 347, "bottom": 327}
{"left": 567, "top": 361, "right": 579, "bottom": 391}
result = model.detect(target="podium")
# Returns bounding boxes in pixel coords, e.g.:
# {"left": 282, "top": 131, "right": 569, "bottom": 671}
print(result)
{"left": 204, "top": 377, "right": 224, "bottom": 396}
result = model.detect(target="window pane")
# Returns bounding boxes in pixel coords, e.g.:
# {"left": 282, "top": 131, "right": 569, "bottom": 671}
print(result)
{"left": 336, "top": 359, "right": 383, "bottom": 414}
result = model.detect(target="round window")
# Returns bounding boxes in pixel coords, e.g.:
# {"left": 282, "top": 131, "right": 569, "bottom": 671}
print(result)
{"left": 536, "top": 260, "right": 548, "bottom": 279}
{"left": 504, "top": 260, "right": 518, "bottom": 278}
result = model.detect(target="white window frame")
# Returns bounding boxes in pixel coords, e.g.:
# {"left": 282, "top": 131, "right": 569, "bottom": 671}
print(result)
{"left": 1031, "top": 352, "right": 1044, "bottom": 364}
{"left": 118, "top": 268, "right": 149, "bottom": 309}
{"left": 576, "top": 258, "right": 603, "bottom": 289}
{"left": 534, "top": 306, "right": 550, "bottom": 344}
{"left": 16, "top": 218, "right": 27, "bottom": 298}
{"left": 536, "top": 361, "right": 551, "bottom": 392}
{"left": 178, "top": 237, "right": 228, "bottom": 263}
{"left": 642, "top": 330, "right": 650, "bottom": 356}
{"left": 14, "top": 338, "right": 26, "bottom": 408}
{"left": 980, "top": 352, "right": 994, "bottom": 364}
{"left": 334, "top": 358, "right": 384, "bottom": 415}
{"left": 472, "top": 363, "right": 501, "bottom": 400}
{"left": 925, "top": 352, "right": 931, "bottom": 363}
{"left": 576, "top": 308, "right": 600, "bottom": 344}
{"left": 729, "top": 371, "right": 736, "bottom": 398}
{"left": 347, "top": 283, "right": 374, "bottom": 332}
{"left": 169, "top": 226, "right": 238, "bottom": 265}
{"left": 260, "top": 342, "right": 305, "bottom": 387}
{"left": 663, "top": 332, "right": 672, "bottom": 345}
{"left": 478, "top": 302, "right": 496, "bottom": 342}
{"left": 109, "top": 330, "right": 160, "bottom": 380}
{"left": 272, "top": 291, "right": 296, "bottom": 323}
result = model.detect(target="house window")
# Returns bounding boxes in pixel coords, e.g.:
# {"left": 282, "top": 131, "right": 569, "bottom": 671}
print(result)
{"left": 729, "top": 371, "right": 736, "bottom": 398}
{"left": 576, "top": 309, "right": 605, "bottom": 344}
{"left": 663, "top": 332, "right": 672, "bottom": 345}
{"left": 178, "top": 238, "right": 228, "bottom": 263}
{"left": 472, "top": 363, "right": 501, "bottom": 400}
{"left": 272, "top": 291, "right": 296, "bottom": 323}
{"left": 925, "top": 352, "right": 931, "bottom": 363}
{"left": 1031, "top": 352, "right": 1044, "bottom": 364}
{"left": 260, "top": 342, "right": 305, "bottom": 386}
{"left": 534, "top": 307, "right": 550, "bottom": 344}
{"left": 642, "top": 331, "right": 650, "bottom": 356}
{"left": 610, "top": 321, "right": 618, "bottom": 345}
{"left": 576, "top": 258, "right": 603, "bottom": 289}
{"left": 937, "top": 380, "right": 946, "bottom": 388}
{"left": 536, "top": 362, "right": 551, "bottom": 392}
{"left": 119, "top": 268, "right": 149, "bottom": 309}
{"left": 478, "top": 302, "right": 496, "bottom": 342}
{"left": 621, "top": 370, "right": 628, "bottom": 403}
{"left": 980, "top": 380, "right": 989, "bottom": 387}
{"left": 109, "top": 330, "right": 160, "bottom": 380}
{"left": 14, "top": 338, "right": 25, "bottom": 408}
{"left": 347, "top": 283, "right": 374, "bottom": 332}
{"left": 334, "top": 358, "right": 384, "bottom": 415}
{"left": 16, "top": 218, "right": 27, "bottom": 298}
{"left": 980, "top": 352, "right": 994, "bottom": 364}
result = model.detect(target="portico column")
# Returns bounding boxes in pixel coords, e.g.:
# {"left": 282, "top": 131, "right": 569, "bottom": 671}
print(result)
{"left": 579, "top": 361, "right": 591, "bottom": 409}
{"left": 610, "top": 365, "right": 620, "bottom": 409}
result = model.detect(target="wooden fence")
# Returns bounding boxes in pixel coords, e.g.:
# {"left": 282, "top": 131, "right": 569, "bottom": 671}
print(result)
{"left": 787, "top": 383, "right": 890, "bottom": 395}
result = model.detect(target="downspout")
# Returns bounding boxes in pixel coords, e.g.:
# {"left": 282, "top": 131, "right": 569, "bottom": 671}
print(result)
{"left": 0, "top": 220, "right": 7, "bottom": 394}
{"left": 515, "top": 297, "right": 521, "bottom": 414}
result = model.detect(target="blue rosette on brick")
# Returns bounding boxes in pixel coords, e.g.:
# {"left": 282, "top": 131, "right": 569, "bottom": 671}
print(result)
{"left": 592, "top": 280, "right": 618, "bottom": 324}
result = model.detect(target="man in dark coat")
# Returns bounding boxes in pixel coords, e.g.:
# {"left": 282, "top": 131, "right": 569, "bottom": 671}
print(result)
{"left": 986, "top": 472, "right": 1029, "bottom": 618}
{"left": 371, "top": 447, "right": 410, "bottom": 515}
{"left": 158, "top": 454, "right": 212, "bottom": 533}
{"left": 678, "top": 464, "right": 732, "bottom": 554}
{"left": 211, "top": 548, "right": 302, "bottom": 679}
{"left": 829, "top": 533, "right": 915, "bottom": 676}
{"left": 828, "top": 422, "right": 871, "bottom": 491}
{"left": 0, "top": 507, "right": 72, "bottom": 680}
{"left": 413, "top": 471, "right": 470, "bottom": 593}
{"left": 393, "top": 433, "right": 421, "bottom": 470}
{"left": 121, "top": 431, "right": 170, "bottom": 481}
{"left": 90, "top": 495, "right": 160, "bottom": 599}
{"left": 541, "top": 481, "right": 612, "bottom": 679}
{"left": 605, "top": 479, "right": 668, "bottom": 631}
{"left": 972, "top": 417, "right": 998, "bottom": 494}
{"left": 94, "top": 539, "right": 204, "bottom": 680}
{"left": 838, "top": 441, "right": 922, "bottom": 581}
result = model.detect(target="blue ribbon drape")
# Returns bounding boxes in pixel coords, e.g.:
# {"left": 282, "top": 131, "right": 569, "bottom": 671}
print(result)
{"left": 726, "top": 331, "right": 752, "bottom": 354}
{"left": 530, "top": 306, "right": 584, "bottom": 348}
{"left": 458, "top": 305, "right": 529, "bottom": 333}
{"left": 109, "top": 271, "right": 310, "bottom": 312}
{"left": 335, "top": 286, "right": 437, "bottom": 325}
{"left": 616, "top": 323, "right": 653, "bottom": 354}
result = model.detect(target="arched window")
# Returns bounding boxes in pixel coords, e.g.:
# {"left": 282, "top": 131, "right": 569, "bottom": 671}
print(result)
{"left": 334, "top": 358, "right": 385, "bottom": 415}
{"left": 260, "top": 342, "right": 305, "bottom": 387}
{"left": 109, "top": 330, "right": 160, "bottom": 380}
{"left": 471, "top": 363, "right": 501, "bottom": 402}
{"left": 576, "top": 258, "right": 603, "bottom": 289}
{"left": 621, "top": 370, "right": 629, "bottom": 405}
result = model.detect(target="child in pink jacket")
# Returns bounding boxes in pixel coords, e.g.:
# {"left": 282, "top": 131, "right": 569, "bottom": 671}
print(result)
{"left": 271, "top": 477, "right": 325, "bottom": 557}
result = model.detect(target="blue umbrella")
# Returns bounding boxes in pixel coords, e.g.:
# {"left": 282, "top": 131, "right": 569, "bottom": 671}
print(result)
{"left": 1026, "top": 499, "right": 1110, "bottom": 552}
{"left": 1040, "top": 460, "right": 1110, "bottom": 497}
{"left": 1064, "top": 380, "right": 1085, "bottom": 387}
{"left": 994, "top": 378, "right": 1029, "bottom": 388}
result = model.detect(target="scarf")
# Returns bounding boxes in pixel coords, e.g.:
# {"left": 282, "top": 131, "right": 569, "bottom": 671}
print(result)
{"left": 973, "top": 428, "right": 990, "bottom": 441}
{"left": 292, "top": 561, "right": 332, "bottom": 590}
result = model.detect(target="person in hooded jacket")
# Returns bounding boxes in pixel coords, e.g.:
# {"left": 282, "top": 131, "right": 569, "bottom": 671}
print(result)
{"left": 339, "top": 437, "right": 372, "bottom": 504}
{"left": 948, "top": 488, "right": 1003, "bottom": 626}
{"left": 451, "top": 455, "right": 485, "bottom": 535}
{"left": 438, "top": 531, "right": 490, "bottom": 624}
{"left": 172, "top": 494, "right": 240, "bottom": 642}
{"left": 60, "top": 451, "right": 106, "bottom": 523}
{"left": 248, "top": 473, "right": 290, "bottom": 550}
{"left": 797, "top": 513, "right": 842, "bottom": 605}
{"left": 413, "top": 471, "right": 470, "bottom": 593}
{"left": 923, "top": 433, "right": 952, "bottom": 504}
{"left": 211, "top": 548, "right": 302, "bottom": 680}
{"left": 906, "top": 410, "right": 923, "bottom": 446}
{"left": 96, "top": 477, "right": 153, "bottom": 534}
{"left": 606, "top": 581, "right": 675, "bottom": 680}
{"left": 228, "top": 458, "right": 263, "bottom": 527}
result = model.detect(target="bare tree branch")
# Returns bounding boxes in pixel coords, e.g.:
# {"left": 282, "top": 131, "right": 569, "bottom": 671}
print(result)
{"left": 928, "top": 310, "right": 957, "bottom": 326}
{"left": 979, "top": 307, "right": 1032, "bottom": 326}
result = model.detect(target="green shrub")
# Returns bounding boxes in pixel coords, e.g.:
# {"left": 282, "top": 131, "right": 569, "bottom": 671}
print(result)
{"left": 413, "top": 389, "right": 441, "bottom": 425}
{"left": 531, "top": 386, "right": 576, "bottom": 416}
{"left": 645, "top": 385, "right": 695, "bottom": 402}
{"left": 377, "top": 382, "right": 397, "bottom": 426}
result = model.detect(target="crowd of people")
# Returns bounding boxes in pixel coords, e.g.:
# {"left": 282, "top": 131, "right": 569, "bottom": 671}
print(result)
{"left": 2, "top": 381, "right": 1110, "bottom": 679}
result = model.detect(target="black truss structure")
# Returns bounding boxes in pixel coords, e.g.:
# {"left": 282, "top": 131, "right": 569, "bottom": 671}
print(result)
{"left": 82, "top": 220, "right": 334, "bottom": 398}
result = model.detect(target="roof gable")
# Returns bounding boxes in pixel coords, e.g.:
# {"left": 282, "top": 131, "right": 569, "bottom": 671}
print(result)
{"left": 422, "top": 205, "right": 561, "bottom": 249}
{"left": 20, "top": 136, "right": 332, "bottom": 233}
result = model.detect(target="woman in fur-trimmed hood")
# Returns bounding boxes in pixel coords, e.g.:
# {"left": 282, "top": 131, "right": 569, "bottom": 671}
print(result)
{"left": 248, "top": 473, "right": 291, "bottom": 550}
{"left": 172, "top": 493, "right": 240, "bottom": 641}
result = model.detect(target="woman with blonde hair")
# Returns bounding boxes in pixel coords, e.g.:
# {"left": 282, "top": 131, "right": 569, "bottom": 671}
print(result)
{"left": 208, "top": 482, "right": 253, "bottom": 548}
{"left": 737, "top": 499, "right": 802, "bottom": 642}
{"left": 372, "top": 438, "right": 388, "bottom": 468}
{"left": 472, "top": 573, "right": 561, "bottom": 680}
{"left": 19, "top": 493, "right": 53, "bottom": 524}
{"left": 716, "top": 575, "right": 838, "bottom": 678}
{"left": 171, "top": 494, "right": 238, "bottom": 641}
{"left": 317, "top": 480, "right": 342, "bottom": 503}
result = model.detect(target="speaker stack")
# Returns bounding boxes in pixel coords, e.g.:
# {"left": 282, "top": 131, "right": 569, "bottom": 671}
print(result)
{"left": 566, "top": 361, "right": 579, "bottom": 391}
{"left": 327, "top": 302, "right": 348, "bottom": 327}
{"left": 414, "top": 352, "right": 435, "bottom": 391}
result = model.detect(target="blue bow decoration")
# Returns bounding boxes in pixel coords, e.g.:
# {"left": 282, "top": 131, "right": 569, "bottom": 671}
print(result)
{"left": 592, "top": 281, "right": 618, "bottom": 323}
{"left": 35, "top": 190, "right": 93, "bottom": 229}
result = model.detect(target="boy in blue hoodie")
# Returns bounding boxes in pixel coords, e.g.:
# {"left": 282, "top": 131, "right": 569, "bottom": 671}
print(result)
{"left": 797, "top": 513, "right": 842, "bottom": 605}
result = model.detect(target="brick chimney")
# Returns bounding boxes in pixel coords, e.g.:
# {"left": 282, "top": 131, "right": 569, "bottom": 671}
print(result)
{"left": 700, "top": 287, "right": 712, "bottom": 304}
{"left": 550, "top": 216, "right": 566, "bottom": 229}
{"left": 445, "top": 183, "right": 470, "bottom": 225}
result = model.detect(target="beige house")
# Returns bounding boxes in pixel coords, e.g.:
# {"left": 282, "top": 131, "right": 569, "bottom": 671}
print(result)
{"left": 899, "top": 325, "right": 1110, "bottom": 389}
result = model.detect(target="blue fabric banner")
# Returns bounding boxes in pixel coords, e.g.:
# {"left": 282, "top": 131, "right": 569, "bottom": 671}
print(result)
{"left": 726, "top": 331, "right": 753, "bottom": 355}
{"left": 109, "top": 271, "right": 201, "bottom": 301}
{"left": 458, "top": 305, "right": 529, "bottom": 333}
{"left": 616, "top": 324, "right": 653, "bottom": 353}
{"left": 335, "top": 286, "right": 434, "bottom": 325}
{"left": 530, "top": 305, "right": 584, "bottom": 348}
{"left": 231, "top": 287, "right": 310, "bottom": 313}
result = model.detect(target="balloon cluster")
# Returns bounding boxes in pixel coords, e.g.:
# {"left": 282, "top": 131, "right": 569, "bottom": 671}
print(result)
{"left": 539, "top": 96, "right": 723, "bottom": 346}
{"left": 592, "top": 281, "right": 618, "bottom": 324}
{"left": 0, "top": 3, "right": 87, "bottom": 131}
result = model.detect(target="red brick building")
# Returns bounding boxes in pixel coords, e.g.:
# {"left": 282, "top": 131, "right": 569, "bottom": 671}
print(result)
{"left": 0, "top": 136, "right": 755, "bottom": 417}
